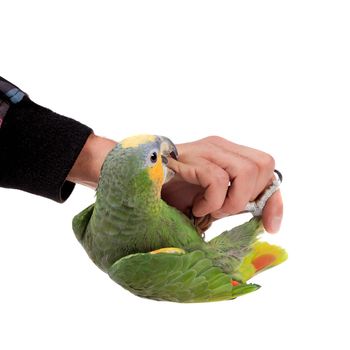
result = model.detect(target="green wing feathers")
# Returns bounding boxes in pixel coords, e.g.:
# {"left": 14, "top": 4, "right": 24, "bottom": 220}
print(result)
{"left": 108, "top": 250, "right": 260, "bottom": 303}
{"left": 73, "top": 209, "right": 286, "bottom": 302}
{"left": 72, "top": 203, "right": 94, "bottom": 242}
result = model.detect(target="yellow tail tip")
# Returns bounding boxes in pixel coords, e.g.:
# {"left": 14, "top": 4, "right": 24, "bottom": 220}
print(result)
{"left": 238, "top": 241, "right": 288, "bottom": 282}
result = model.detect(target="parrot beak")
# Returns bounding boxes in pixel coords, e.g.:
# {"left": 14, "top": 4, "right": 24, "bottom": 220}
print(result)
{"left": 158, "top": 136, "right": 178, "bottom": 184}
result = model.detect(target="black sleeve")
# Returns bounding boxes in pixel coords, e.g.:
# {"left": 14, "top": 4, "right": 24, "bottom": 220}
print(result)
{"left": 0, "top": 76, "right": 93, "bottom": 203}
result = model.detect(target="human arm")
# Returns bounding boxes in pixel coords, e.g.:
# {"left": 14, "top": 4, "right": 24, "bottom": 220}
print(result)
{"left": 1, "top": 77, "right": 282, "bottom": 230}
{"left": 0, "top": 76, "right": 94, "bottom": 202}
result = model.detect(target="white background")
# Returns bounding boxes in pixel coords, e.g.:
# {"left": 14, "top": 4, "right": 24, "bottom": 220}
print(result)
{"left": 1, "top": 1, "right": 349, "bottom": 349}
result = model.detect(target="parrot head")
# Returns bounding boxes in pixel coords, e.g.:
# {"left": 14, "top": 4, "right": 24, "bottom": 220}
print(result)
{"left": 97, "top": 135, "right": 178, "bottom": 204}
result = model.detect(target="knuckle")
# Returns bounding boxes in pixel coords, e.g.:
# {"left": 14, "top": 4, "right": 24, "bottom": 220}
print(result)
{"left": 213, "top": 168, "right": 229, "bottom": 185}
{"left": 202, "top": 142, "right": 217, "bottom": 157}
{"left": 259, "top": 153, "right": 275, "bottom": 171}
{"left": 205, "top": 135, "right": 223, "bottom": 143}
{"left": 189, "top": 167, "right": 200, "bottom": 183}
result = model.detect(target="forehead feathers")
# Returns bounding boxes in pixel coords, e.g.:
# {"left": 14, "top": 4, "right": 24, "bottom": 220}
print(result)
{"left": 103, "top": 135, "right": 160, "bottom": 177}
{"left": 120, "top": 135, "right": 157, "bottom": 149}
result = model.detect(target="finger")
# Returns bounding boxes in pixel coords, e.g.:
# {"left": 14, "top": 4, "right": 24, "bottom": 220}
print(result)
{"left": 261, "top": 190, "right": 283, "bottom": 233}
{"left": 167, "top": 158, "right": 229, "bottom": 217}
{"left": 199, "top": 149, "right": 259, "bottom": 218}
{"left": 167, "top": 158, "right": 201, "bottom": 185}
{"left": 197, "top": 146, "right": 259, "bottom": 200}
{"left": 205, "top": 136, "right": 275, "bottom": 199}
{"left": 212, "top": 164, "right": 257, "bottom": 218}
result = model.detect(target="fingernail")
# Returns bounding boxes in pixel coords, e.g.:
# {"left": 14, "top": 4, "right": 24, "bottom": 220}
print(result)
{"left": 270, "top": 216, "right": 282, "bottom": 233}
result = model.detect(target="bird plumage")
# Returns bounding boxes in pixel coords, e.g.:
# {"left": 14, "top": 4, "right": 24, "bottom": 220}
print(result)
{"left": 73, "top": 135, "right": 287, "bottom": 302}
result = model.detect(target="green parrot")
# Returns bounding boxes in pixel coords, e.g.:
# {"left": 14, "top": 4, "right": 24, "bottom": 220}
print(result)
{"left": 73, "top": 134, "right": 287, "bottom": 303}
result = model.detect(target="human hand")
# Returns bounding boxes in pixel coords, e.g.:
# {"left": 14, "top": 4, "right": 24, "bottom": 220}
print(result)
{"left": 161, "top": 136, "right": 283, "bottom": 233}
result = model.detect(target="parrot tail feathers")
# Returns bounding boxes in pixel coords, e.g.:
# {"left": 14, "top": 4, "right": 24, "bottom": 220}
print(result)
{"left": 209, "top": 216, "right": 264, "bottom": 260}
{"left": 233, "top": 241, "right": 288, "bottom": 283}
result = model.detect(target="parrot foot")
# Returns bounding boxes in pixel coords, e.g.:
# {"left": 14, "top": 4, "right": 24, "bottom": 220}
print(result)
{"left": 244, "top": 170, "right": 282, "bottom": 217}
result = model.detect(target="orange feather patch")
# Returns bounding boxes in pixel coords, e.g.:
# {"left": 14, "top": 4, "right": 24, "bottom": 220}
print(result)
{"left": 231, "top": 280, "right": 240, "bottom": 286}
{"left": 147, "top": 157, "right": 164, "bottom": 194}
{"left": 252, "top": 254, "right": 276, "bottom": 271}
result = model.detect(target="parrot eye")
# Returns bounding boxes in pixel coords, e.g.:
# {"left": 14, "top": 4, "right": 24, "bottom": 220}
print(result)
{"left": 150, "top": 152, "right": 158, "bottom": 163}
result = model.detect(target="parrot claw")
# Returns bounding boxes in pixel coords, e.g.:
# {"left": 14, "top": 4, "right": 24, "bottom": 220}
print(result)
{"left": 244, "top": 170, "right": 282, "bottom": 217}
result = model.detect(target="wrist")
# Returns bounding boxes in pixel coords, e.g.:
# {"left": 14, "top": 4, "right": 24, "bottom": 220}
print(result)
{"left": 67, "top": 133, "right": 117, "bottom": 189}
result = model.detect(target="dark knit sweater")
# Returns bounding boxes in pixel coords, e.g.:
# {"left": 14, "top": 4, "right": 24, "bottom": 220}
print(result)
{"left": 0, "top": 76, "right": 93, "bottom": 202}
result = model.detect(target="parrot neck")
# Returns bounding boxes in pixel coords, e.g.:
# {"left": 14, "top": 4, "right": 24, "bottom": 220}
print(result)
{"left": 91, "top": 171, "right": 162, "bottom": 233}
